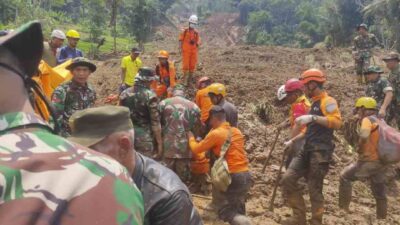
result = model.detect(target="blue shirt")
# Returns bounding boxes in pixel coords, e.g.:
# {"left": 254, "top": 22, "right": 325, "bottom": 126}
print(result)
{"left": 57, "top": 46, "right": 83, "bottom": 64}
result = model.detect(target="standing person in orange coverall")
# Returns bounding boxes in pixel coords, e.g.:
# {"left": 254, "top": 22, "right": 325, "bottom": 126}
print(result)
{"left": 179, "top": 14, "right": 201, "bottom": 88}
{"left": 152, "top": 50, "right": 177, "bottom": 99}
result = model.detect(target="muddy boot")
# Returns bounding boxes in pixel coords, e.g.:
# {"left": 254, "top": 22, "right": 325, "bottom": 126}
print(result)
{"left": 309, "top": 207, "right": 324, "bottom": 225}
{"left": 230, "top": 214, "right": 252, "bottom": 225}
{"left": 376, "top": 199, "right": 387, "bottom": 219}
{"left": 281, "top": 194, "right": 307, "bottom": 225}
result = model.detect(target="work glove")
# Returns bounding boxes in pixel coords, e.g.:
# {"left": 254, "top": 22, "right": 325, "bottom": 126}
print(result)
{"left": 295, "top": 115, "right": 313, "bottom": 126}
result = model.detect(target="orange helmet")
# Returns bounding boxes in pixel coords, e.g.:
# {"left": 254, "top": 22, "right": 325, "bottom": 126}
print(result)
{"left": 158, "top": 50, "right": 169, "bottom": 58}
{"left": 196, "top": 76, "right": 212, "bottom": 89}
{"left": 300, "top": 69, "right": 326, "bottom": 84}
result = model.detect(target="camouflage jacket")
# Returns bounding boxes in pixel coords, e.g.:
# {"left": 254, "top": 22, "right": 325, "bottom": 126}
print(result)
{"left": 352, "top": 34, "right": 381, "bottom": 59}
{"left": 159, "top": 96, "right": 201, "bottom": 158}
{"left": 0, "top": 112, "right": 144, "bottom": 225}
{"left": 121, "top": 85, "right": 161, "bottom": 153}
{"left": 366, "top": 76, "right": 393, "bottom": 107}
{"left": 51, "top": 80, "right": 96, "bottom": 136}
{"left": 388, "top": 64, "right": 400, "bottom": 104}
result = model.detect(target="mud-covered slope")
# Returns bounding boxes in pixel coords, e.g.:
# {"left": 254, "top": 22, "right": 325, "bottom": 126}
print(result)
{"left": 89, "top": 13, "right": 400, "bottom": 225}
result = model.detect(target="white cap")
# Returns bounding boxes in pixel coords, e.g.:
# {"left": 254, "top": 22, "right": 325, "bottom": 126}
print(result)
{"left": 189, "top": 15, "right": 198, "bottom": 24}
{"left": 51, "top": 29, "right": 66, "bottom": 39}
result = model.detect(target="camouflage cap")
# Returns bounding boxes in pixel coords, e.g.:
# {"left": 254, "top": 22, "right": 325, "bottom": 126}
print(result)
{"left": 68, "top": 106, "right": 133, "bottom": 147}
{"left": 66, "top": 57, "right": 97, "bottom": 72}
{"left": 0, "top": 21, "right": 43, "bottom": 77}
{"left": 135, "top": 67, "right": 158, "bottom": 83}
{"left": 364, "top": 65, "right": 383, "bottom": 74}
{"left": 382, "top": 52, "right": 400, "bottom": 61}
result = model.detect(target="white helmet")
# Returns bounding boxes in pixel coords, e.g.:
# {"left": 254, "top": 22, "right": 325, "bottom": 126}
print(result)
{"left": 51, "top": 29, "right": 66, "bottom": 39}
{"left": 277, "top": 85, "right": 287, "bottom": 101}
{"left": 189, "top": 15, "right": 198, "bottom": 24}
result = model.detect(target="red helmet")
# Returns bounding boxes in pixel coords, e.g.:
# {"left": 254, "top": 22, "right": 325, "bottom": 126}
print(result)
{"left": 300, "top": 69, "right": 326, "bottom": 84}
{"left": 196, "top": 77, "right": 212, "bottom": 89}
{"left": 284, "top": 78, "right": 304, "bottom": 92}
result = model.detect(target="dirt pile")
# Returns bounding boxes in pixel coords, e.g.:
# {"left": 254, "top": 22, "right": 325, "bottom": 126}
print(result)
{"left": 89, "top": 13, "right": 400, "bottom": 225}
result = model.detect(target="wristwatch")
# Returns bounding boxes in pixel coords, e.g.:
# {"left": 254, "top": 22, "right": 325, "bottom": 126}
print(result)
{"left": 312, "top": 115, "right": 318, "bottom": 122}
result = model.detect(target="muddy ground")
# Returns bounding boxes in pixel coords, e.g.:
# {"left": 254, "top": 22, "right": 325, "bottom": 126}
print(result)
{"left": 90, "top": 13, "right": 400, "bottom": 225}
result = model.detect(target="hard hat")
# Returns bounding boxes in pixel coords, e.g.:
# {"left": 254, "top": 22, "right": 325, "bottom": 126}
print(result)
{"left": 208, "top": 83, "right": 226, "bottom": 97}
{"left": 277, "top": 85, "right": 287, "bottom": 101}
{"left": 364, "top": 66, "right": 383, "bottom": 75}
{"left": 284, "top": 78, "right": 304, "bottom": 92}
{"left": 357, "top": 23, "right": 368, "bottom": 31}
{"left": 300, "top": 68, "right": 326, "bottom": 84}
{"left": 196, "top": 76, "right": 212, "bottom": 89}
{"left": 51, "top": 29, "right": 66, "bottom": 39}
{"left": 355, "top": 97, "right": 377, "bottom": 110}
{"left": 66, "top": 29, "right": 80, "bottom": 39}
{"left": 189, "top": 15, "right": 198, "bottom": 24}
{"left": 158, "top": 50, "right": 169, "bottom": 58}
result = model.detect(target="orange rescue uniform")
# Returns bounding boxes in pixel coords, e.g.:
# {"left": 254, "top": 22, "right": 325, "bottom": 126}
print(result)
{"left": 179, "top": 28, "right": 200, "bottom": 73}
{"left": 189, "top": 122, "right": 249, "bottom": 173}
{"left": 195, "top": 86, "right": 213, "bottom": 123}
{"left": 358, "top": 117, "right": 379, "bottom": 161}
{"left": 290, "top": 95, "right": 311, "bottom": 133}
{"left": 152, "top": 61, "right": 177, "bottom": 98}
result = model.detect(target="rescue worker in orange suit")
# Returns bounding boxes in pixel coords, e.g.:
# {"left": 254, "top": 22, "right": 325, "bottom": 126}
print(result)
{"left": 280, "top": 78, "right": 311, "bottom": 168}
{"left": 179, "top": 15, "right": 201, "bottom": 87}
{"left": 152, "top": 50, "right": 177, "bottom": 99}
{"left": 281, "top": 69, "right": 342, "bottom": 225}
{"left": 191, "top": 76, "right": 214, "bottom": 195}
{"left": 339, "top": 97, "right": 388, "bottom": 220}
{"left": 195, "top": 76, "right": 214, "bottom": 135}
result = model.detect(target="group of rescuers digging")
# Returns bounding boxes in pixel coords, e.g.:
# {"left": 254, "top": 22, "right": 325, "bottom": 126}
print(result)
{"left": 0, "top": 15, "right": 399, "bottom": 225}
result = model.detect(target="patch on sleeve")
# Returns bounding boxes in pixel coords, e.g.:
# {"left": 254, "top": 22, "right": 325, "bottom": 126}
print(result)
{"left": 325, "top": 101, "right": 338, "bottom": 113}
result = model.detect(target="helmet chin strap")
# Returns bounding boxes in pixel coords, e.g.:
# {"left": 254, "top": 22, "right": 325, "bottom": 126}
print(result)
{"left": 0, "top": 62, "right": 60, "bottom": 134}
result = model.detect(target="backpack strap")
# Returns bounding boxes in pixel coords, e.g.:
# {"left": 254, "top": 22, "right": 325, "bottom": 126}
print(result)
{"left": 219, "top": 129, "right": 233, "bottom": 159}
{"left": 367, "top": 116, "right": 379, "bottom": 133}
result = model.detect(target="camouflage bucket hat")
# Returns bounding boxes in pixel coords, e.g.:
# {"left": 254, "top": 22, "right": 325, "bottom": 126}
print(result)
{"left": 364, "top": 66, "right": 383, "bottom": 75}
{"left": 0, "top": 21, "right": 43, "bottom": 78}
{"left": 68, "top": 106, "right": 134, "bottom": 147}
{"left": 383, "top": 52, "right": 400, "bottom": 61}
{"left": 66, "top": 57, "right": 97, "bottom": 72}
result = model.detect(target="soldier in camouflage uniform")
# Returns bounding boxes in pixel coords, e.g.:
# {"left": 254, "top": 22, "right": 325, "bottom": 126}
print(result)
{"left": 120, "top": 67, "right": 163, "bottom": 158}
{"left": 384, "top": 52, "right": 400, "bottom": 128}
{"left": 159, "top": 85, "right": 201, "bottom": 182}
{"left": 51, "top": 57, "right": 97, "bottom": 137}
{"left": 364, "top": 66, "right": 394, "bottom": 121}
{"left": 0, "top": 21, "right": 144, "bottom": 225}
{"left": 352, "top": 24, "right": 382, "bottom": 84}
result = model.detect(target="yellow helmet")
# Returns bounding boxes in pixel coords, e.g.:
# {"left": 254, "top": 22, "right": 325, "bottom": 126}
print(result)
{"left": 66, "top": 29, "right": 80, "bottom": 39}
{"left": 208, "top": 83, "right": 226, "bottom": 97}
{"left": 355, "top": 97, "right": 377, "bottom": 109}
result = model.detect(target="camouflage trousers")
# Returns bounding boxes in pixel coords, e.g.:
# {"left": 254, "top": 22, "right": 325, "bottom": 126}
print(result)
{"left": 285, "top": 137, "right": 305, "bottom": 169}
{"left": 281, "top": 148, "right": 332, "bottom": 225}
{"left": 191, "top": 173, "right": 212, "bottom": 195}
{"left": 339, "top": 161, "right": 388, "bottom": 219}
{"left": 213, "top": 172, "right": 252, "bottom": 224}
{"left": 134, "top": 127, "right": 155, "bottom": 157}
{"left": 164, "top": 158, "right": 191, "bottom": 182}
{"left": 355, "top": 57, "right": 370, "bottom": 76}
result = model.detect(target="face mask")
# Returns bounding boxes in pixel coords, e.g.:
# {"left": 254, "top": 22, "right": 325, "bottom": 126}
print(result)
{"left": 189, "top": 23, "right": 196, "bottom": 29}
